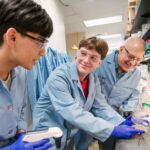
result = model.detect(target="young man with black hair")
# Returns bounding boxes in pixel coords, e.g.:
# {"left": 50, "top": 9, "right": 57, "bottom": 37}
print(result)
{"left": 0, "top": 0, "right": 53, "bottom": 149}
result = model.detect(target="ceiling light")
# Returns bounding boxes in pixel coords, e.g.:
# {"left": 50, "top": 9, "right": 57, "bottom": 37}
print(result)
{"left": 96, "top": 34, "right": 122, "bottom": 39}
{"left": 84, "top": 16, "right": 122, "bottom": 27}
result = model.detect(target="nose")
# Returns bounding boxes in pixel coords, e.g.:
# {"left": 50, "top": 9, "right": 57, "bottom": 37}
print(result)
{"left": 84, "top": 55, "right": 91, "bottom": 62}
{"left": 129, "top": 59, "right": 138, "bottom": 66}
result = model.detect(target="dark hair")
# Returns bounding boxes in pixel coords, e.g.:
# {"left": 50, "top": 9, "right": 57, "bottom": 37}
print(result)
{"left": 79, "top": 36, "right": 108, "bottom": 59}
{"left": 0, "top": 0, "right": 53, "bottom": 44}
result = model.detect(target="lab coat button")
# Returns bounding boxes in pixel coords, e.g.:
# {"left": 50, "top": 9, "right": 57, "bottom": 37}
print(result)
{"left": 8, "top": 129, "right": 13, "bottom": 134}
{"left": 8, "top": 105, "right": 13, "bottom": 112}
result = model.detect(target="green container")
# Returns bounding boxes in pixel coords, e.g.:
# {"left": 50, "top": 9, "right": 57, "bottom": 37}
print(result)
{"left": 146, "top": 43, "right": 150, "bottom": 50}
{"left": 143, "top": 102, "right": 150, "bottom": 107}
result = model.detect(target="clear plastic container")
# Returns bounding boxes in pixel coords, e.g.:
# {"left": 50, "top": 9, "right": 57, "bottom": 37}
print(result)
{"left": 132, "top": 106, "right": 149, "bottom": 132}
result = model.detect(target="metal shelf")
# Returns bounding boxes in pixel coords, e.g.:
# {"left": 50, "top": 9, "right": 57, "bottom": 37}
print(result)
{"left": 142, "top": 27, "right": 150, "bottom": 40}
{"left": 131, "top": 0, "right": 150, "bottom": 38}
{"left": 141, "top": 53, "right": 150, "bottom": 63}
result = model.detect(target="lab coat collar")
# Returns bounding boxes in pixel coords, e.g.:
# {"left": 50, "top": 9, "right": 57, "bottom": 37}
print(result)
{"left": 106, "top": 50, "right": 119, "bottom": 64}
{"left": 69, "top": 62, "right": 88, "bottom": 99}
{"left": 69, "top": 62, "right": 80, "bottom": 81}
{"left": 86, "top": 74, "right": 95, "bottom": 97}
{"left": 69, "top": 62, "right": 96, "bottom": 103}
{"left": 0, "top": 67, "right": 20, "bottom": 94}
{"left": 0, "top": 67, "right": 20, "bottom": 82}
{"left": 69, "top": 61, "right": 96, "bottom": 84}
{"left": 105, "top": 51, "right": 118, "bottom": 82}
{"left": 11, "top": 67, "right": 20, "bottom": 80}
{"left": 69, "top": 62, "right": 83, "bottom": 93}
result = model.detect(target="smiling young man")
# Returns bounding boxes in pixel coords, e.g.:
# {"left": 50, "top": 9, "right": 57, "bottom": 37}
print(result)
{"left": 0, "top": 0, "right": 53, "bottom": 149}
{"left": 96, "top": 37, "right": 145, "bottom": 150}
{"left": 33, "top": 37, "right": 144, "bottom": 150}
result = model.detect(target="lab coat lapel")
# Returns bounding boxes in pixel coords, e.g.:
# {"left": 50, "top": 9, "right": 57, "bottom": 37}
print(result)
{"left": 106, "top": 53, "right": 117, "bottom": 83}
{"left": 70, "top": 62, "right": 86, "bottom": 100}
{"left": 108, "top": 74, "right": 129, "bottom": 100}
{"left": 113, "top": 68, "right": 135, "bottom": 88}
{"left": 108, "top": 69, "right": 137, "bottom": 100}
{"left": 69, "top": 62, "right": 94, "bottom": 110}
{"left": 84, "top": 73, "right": 95, "bottom": 111}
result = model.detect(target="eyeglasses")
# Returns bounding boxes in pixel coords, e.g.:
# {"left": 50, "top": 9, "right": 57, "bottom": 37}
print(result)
{"left": 124, "top": 47, "right": 143, "bottom": 62}
{"left": 21, "top": 32, "right": 49, "bottom": 51}
{"left": 77, "top": 49, "right": 101, "bottom": 63}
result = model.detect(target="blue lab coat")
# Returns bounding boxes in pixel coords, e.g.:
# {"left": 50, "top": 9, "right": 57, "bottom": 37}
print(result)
{"left": 27, "top": 47, "right": 70, "bottom": 111}
{"left": 33, "top": 62, "right": 124, "bottom": 149}
{"left": 96, "top": 50, "right": 141, "bottom": 113}
{"left": 0, "top": 67, "right": 27, "bottom": 141}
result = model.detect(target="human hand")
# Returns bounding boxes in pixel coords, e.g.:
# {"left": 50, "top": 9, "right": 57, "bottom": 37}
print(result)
{"left": 1, "top": 133, "right": 53, "bottom": 150}
{"left": 17, "top": 133, "right": 53, "bottom": 150}
{"left": 121, "top": 115, "right": 134, "bottom": 126}
{"left": 111, "top": 124, "right": 145, "bottom": 139}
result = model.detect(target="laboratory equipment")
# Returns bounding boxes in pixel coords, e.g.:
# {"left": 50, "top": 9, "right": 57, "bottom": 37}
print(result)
{"left": 23, "top": 127, "right": 63, "bottom": 149}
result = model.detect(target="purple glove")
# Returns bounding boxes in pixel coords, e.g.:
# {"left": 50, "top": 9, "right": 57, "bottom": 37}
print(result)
{"left": 121, "top": 115, "right": 134, "bottom": 126}
{"left": 111, "top": 125, "right": 145, "bottom": 139}
{"left": 1, "top": 133, "right": 53, "bottom": 150}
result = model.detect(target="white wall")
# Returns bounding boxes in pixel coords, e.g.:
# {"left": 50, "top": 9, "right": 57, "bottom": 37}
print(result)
{"left": 35, "top": 0, "right": 66, "bottom": 52}
{"left": 106, "top": 37, "right": 124, "bottom": 54}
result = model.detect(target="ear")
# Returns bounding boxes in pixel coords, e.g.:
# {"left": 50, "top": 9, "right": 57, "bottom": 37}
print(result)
{"left": 97, "top": 60, "right": 102, "bottom": 67}
{"left": 118, "top": 46, "right": 124, "bottom": 54}
{"left": 4, "top": 28, "right": 17, "bottom": 48}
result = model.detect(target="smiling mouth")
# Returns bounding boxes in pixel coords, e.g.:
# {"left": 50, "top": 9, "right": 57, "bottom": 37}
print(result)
{"left": 80, "top": 63, "right": 91, "bottom": 68}
{"left": 125, "top": 64, "right": 131, "bottom": 68}
{"left": 125, "top": 63, "right": 134, "bottom": 70}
